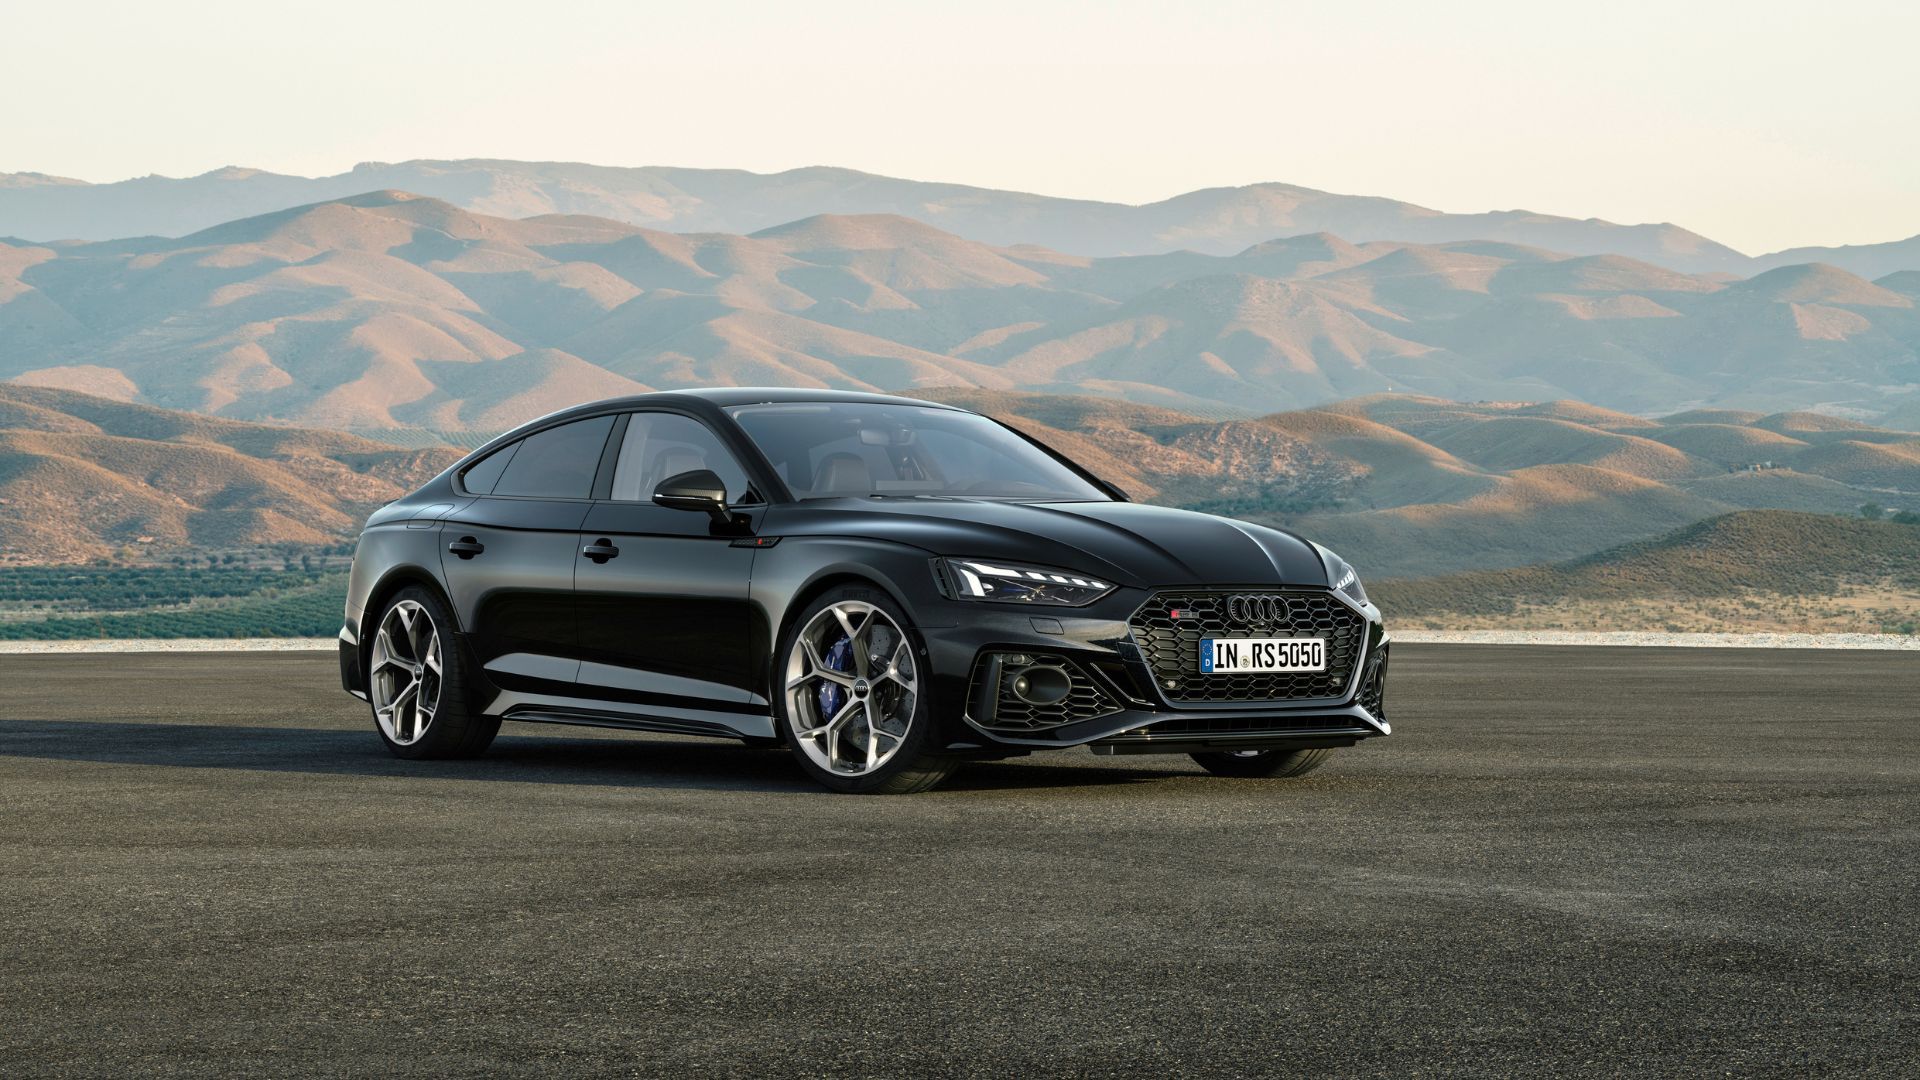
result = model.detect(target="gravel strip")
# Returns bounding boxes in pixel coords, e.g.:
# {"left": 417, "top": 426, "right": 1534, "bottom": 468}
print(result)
{"left": 0, "top": 638, "right": 336, "bottom": 654}
{"left": 1394, "top": 629, "right": 1920, "bottom": 650}
{"left": 3, "top": 630, "right": 1917, "bottom": 654}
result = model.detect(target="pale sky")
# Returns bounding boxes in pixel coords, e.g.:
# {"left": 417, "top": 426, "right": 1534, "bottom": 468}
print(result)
{"left": 5, "top": 0, "right": 1916, "bottom": 254}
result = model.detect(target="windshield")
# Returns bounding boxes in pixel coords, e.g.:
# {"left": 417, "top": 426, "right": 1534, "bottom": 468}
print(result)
{"left": 726, "top": 402, "right": 1109, "bottom": 502}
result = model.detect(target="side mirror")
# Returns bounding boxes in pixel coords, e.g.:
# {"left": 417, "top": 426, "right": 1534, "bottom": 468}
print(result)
{"left": 652, "top": 469, "right": 732, "bottom": 525}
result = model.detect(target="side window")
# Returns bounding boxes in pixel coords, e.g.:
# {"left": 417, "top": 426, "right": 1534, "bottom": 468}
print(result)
{"left": 459, "top": 442, "right": 519, "bottom": 495}
{"left": 489, "top": 415, "right": 616, "bottom": 499}
{"left": 609, "top": 412, "right": 753, "bottom": 503}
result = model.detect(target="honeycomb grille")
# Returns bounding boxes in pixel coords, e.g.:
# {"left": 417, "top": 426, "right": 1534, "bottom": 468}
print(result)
{"left": 1129, "top": 590, "right": 1366, "bottom": 704}
{"left": 1357, "top": 646, "right": 1388, "bottom": 723}
{"left": 971, "top": 654, "right": 1124, "bottom": 732}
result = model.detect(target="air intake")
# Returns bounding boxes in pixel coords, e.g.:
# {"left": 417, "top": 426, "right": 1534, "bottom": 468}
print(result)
{"left": 968, "top": 652, "right": 1123, "bottom": 733}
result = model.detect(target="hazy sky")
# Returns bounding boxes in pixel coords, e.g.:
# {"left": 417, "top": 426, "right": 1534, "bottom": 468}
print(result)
{"left": 5, "top": 0, "right": 1916, "bottom": 253}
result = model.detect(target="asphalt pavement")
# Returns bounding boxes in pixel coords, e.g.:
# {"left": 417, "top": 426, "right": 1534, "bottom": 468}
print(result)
{"left": 0, "top": 645, "right": 1914, "bottom": 1077}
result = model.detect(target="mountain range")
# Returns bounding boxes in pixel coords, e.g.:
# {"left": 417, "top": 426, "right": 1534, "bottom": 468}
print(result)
{"left": 4, "top": 191, "right": 1918, "bottom": 428}
{"left": 5, "top": 160, "right": 1917, "bottom": 279}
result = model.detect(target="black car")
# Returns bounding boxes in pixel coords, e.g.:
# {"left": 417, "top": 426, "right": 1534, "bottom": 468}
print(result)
{"left": 339, "top": 389, "right": 1389, "bottom": 793}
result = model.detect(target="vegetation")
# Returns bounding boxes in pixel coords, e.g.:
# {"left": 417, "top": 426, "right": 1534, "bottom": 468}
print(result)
{"left": 0, "top": 566, "right": 346, "bottom": 639}
{"left": 1862, "top": 502, "right": 1920, "bottom": 525}
{"left": 1373, "top": 510, "right": 1920, "bottom": 635}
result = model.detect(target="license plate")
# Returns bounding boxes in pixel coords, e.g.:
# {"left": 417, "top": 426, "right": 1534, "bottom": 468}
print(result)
{"left": 1199, "top": 637, "right": 1326, "bottom": 674}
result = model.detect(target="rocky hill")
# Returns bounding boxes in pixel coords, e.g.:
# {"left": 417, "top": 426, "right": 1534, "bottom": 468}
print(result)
{"left": 7, "top": 382, "right": 1918, "bottom": 580}
{"left": 0, "top": 385, "right": 456, "bottom": 563}
{"left": 930, "top": 390, "right": 1920, "bottom": 577}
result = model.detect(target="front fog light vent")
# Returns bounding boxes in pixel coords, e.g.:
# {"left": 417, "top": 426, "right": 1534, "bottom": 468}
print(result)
{"left": 969, "top": 652, "right": 1124, "bottom": 733}
{"left": 1006, "top": 664, "right": 1072, "bottom": 706}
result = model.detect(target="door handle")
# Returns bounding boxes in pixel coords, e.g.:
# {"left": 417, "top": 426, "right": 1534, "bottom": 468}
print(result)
{"left": 582, "top": 538, "right": 620, "bottom": 564}
{"left": 447, "top": 537, "right": 485, "bottom": 559}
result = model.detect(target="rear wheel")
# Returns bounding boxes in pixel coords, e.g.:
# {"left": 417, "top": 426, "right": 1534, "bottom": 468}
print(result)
{"left": 1190, "top": 747, "right": 1333, "bottom": 779}
{"left": 367, "top": 585, "right": 499, "bottom": 760}
{"left": 777, "top": 586, "right": 955, "bottom": 794}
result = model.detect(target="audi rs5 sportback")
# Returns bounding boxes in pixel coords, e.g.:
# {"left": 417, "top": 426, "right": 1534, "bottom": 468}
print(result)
{"left": 339, "top": 389, "right": 1390, "bottom": 793}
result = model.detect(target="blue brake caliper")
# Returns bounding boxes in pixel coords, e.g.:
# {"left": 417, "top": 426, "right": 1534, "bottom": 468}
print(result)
{"left": 816, "top": 634, "right": 853, "bottom": 718}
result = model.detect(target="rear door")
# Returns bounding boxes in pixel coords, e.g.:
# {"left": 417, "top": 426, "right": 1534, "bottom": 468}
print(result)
{"left": 439, "top": 414, "right": 617, "bottom": 695}
{"left": 572, "top": 410, "right": 766, "bottom": 715}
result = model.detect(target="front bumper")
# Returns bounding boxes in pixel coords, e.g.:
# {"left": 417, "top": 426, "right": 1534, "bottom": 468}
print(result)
{"left": 917, "top": 585, "right": 1390, "bottom": 754}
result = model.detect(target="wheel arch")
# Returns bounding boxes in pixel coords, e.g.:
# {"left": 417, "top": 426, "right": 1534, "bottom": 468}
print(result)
{"left": 761, "top": 556, "right": 929, "bottom": 697}
{"left": 360, "top": 565, "right": 456, "bottom": 660}
{"left": 774, "top": 569, "right": 913, "bottom": 652}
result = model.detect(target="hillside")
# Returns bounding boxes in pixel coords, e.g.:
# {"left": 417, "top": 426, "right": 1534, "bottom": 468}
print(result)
{"left": 1372, "top": 511, "right": 1920, "bottom": 635}
{"left": 0, "top": 385, "right": 456, "bottom": 563}
{"left": 934, "top": 391, "right": 1920, "bottom": 577}
{"left": 6, "top": 383, "right": 1919, "bottom": 581}
{"left": 4, "top": 387, "right": 1919, "bottom": 638}
{"left": 4, "top": 193, "right": 1918, "bottom": 426}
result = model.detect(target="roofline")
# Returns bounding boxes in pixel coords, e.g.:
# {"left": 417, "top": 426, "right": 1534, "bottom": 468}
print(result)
{"left": 443, "top": 387, "right": 975, "bottom": 478}
{"left": 560, "top": 386, "right": 971, "bottom": 416}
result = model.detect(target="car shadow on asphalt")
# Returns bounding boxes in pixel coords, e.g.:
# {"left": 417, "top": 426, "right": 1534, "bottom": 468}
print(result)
{"left": 0, "top": 719, "right": 1191, "bottom": 794}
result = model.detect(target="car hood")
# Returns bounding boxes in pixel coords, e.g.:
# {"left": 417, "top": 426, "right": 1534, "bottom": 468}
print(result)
{"left": 770, "top": 497, "right": 1333, "bottom": 589}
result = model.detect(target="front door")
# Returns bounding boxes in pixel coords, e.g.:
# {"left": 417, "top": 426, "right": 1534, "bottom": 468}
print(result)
{"left": 572, "top": 410, "right": 767, "bottom": 720}
{"left": 438, "top": 413, "right": 617, "bottom": 695}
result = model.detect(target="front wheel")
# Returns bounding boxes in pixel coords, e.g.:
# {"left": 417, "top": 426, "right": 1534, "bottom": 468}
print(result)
{"left": 777, "top": 586, "right": 956, "bottom": 794}
{"left": 1190, "top": 747, "right": 1334, "bottom": 779}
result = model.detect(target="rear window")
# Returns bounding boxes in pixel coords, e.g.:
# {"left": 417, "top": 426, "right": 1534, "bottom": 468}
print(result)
{"left": 482, "top": 415, "right": 616, "bottom": 500}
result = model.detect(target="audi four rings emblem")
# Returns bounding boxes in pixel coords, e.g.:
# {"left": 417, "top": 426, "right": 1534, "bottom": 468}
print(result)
{"left": 1226, "top": 594, "right": 1291, "bottom": 624}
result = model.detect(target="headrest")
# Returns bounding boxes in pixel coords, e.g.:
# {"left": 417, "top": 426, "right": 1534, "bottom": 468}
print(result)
{"left": 812, "top": 452, "right": 872, "bottom": 495}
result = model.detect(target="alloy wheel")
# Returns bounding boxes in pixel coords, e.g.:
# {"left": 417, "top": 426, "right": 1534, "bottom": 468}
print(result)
{"left": 370, "top": 599, "right": 442, "bottom": 746}
{"left": 784, "top": 601, "right": 918, "bottom": 776}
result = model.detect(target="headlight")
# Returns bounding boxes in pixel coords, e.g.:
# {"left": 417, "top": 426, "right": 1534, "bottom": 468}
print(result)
{"left": 937, "top": 558, "right": 1115, "bottom": 607}
{"left": 1317, "top": 546, "right": 1369, "bottom": 605}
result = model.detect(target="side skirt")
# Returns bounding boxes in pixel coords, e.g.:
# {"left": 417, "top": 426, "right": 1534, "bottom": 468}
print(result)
{"left": 501, "top": 706, "right": 758, "bottom": 742}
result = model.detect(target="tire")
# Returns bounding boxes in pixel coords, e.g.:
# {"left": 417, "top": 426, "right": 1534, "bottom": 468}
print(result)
{"left": 366, "top": 585, "right": 500, "bottom": 760}
{"left": 775, "top": 585, "right": 956, "bottom": 794}
{"left": 1190, "top": 747, "right": 1334, "bottom": 779}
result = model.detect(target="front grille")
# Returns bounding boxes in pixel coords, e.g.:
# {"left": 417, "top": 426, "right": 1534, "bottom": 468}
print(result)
{"left": 970, "top": 653, "right": 1124, "bottom": 732}
{"left": 1129, "top": 590, "right": 1366, "bottom": 704}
